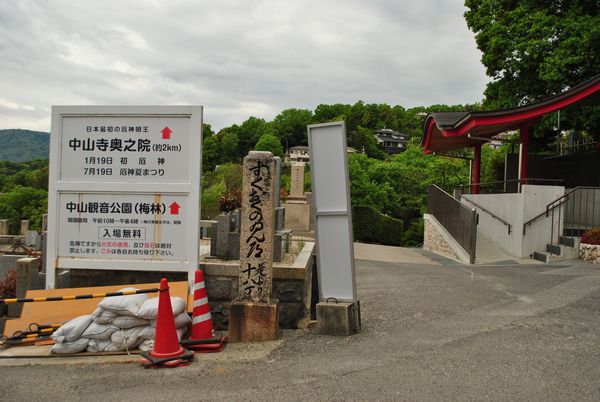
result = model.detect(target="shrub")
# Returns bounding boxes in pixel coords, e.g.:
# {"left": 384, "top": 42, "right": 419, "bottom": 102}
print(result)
{"left": 581, "top": 228, "right": 600, "bottom": 245}
{"left": 218, "top": 190, "right": 242, "bottom": 213}
{"left": 0, "top": 270, "right": 16, "bottom": 298}
{"left": 352, "top": 205, "right": 403, "bottom": 246}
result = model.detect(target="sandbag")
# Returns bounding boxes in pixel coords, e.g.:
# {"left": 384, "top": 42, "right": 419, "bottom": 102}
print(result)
{"left": 111, "top": 316, "right": 149, "bottom": 329}
{"left": 51, "top": 338, "right": 90, "bottom": 354}
{"left": 138, "top": 339, "right": 154, "bottom": 352}
{"left": 86, "top": 339, "right": 117, "bottom": 353}
{"left": 81, "top": 322, "right": 119, "bottom": 340}
{"left": 94, "top": 309, "right": 118, "bottom": 325}
{"left": 52, "top": 315, "right": 92, "bottom": 343}
{"left": 110, "top": 326, "right": 145, "bottom": 350}
{"left": 137, "top": 296, "right": 186, "bottom": 319}
{"left": 150, "top": 312, "right": 192, "bottom": 329}
{"left": 98, "top": 287, "right": 148, "bottom": 316}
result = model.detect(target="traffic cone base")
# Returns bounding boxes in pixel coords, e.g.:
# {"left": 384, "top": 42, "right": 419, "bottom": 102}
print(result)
{"left": 182, "top": 335, "right": 228, "bottom": 353}
{"left": 142, "top": 278, "right": 194, "bottom": 368}
{"left": 140, "top": 349, "right": 194, "bottom": 368}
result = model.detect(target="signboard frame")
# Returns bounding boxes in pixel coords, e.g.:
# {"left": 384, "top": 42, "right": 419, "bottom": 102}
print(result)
{"left": 307, "top": 121, "right": 357, "bottom": 302}
{"left": 46, "top": 105, "right": 202, "bottom": 289}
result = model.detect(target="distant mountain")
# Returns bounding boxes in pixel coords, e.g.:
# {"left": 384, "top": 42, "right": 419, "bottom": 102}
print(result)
{"left": 0, "top": 129, "right": 50, "bottom": 161}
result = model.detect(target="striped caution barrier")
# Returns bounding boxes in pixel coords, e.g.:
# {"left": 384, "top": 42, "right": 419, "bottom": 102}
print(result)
{"left": 0, "top": 288, "right": 159, "bottom": 304}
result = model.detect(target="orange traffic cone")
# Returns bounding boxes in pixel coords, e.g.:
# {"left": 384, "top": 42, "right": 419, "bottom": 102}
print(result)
{"left": 180, "top": 270, "right": 227, "bottom": 352}
{"left": 140, "top": 278, "right": 194, "bottom": 368}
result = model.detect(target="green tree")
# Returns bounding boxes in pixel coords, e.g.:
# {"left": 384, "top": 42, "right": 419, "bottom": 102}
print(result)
{"left": 464, "top": 0, "right": 600, "bottom": 141}
{"left": 271, "top": 108, "right": 314, "bottom": 148}
{"left": 237, "top": 117, "right": 271, "bottom": 158}
{"left": 220, "top": 131, "right": 239, "bottom": 163}
{"left": 255, "top": 134, "right": 284, "bottom": 158}
{"left": 0, "top": 186, "right": 48, "bottom": 232}
{"left": 202, "top": 135, "right": 220, "bottom": 172}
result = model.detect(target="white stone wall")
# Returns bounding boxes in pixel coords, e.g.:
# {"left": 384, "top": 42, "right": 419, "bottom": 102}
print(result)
{"left": 580, "top": 243, "right": 600, "bottom": 263}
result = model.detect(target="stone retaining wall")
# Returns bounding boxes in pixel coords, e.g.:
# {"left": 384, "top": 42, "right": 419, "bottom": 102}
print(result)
{"left": 580, "top": 243, "right": 600, "bottom": 263}
{"left": 66, "top": 242, "right": 315, "bottom": 330}
{"left": 423, "top": 215, "right": 461, "bottom": 262}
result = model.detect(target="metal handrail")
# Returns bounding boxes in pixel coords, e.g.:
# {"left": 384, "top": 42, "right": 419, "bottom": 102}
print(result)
{"left": 522, "top": 186, "right": 600, "bottom": 237}
{"left": 427, "top": 185, "right": 478, "bottom": 264}
{"left": 462, "top": 197, "right": 512, "bottom": 234}
{"left": 458, "top": 178, "right": 564, "bottom": 194}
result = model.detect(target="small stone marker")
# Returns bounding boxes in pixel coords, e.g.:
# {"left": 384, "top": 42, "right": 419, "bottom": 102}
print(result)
{"left": 20, "top": 220, "right": 30, "bottom": 236}
{"left": 238, "top": 151, "right": 276, "bottom": 302}
{"left": 229, "top": 151, "right": 279, "bottom": 342}
{"left": 0, "top": 219, "right": 8, "bottom": 236}
{"left": 289, "top": 163, "right": 305, "bottom": 199}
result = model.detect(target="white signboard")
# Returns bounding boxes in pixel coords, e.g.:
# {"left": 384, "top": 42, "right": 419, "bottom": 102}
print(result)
{"left": 46, "top": 106, "right": 202, "bottom": 289}
{"left": 308, "top": 122, "right": 357, "bottom": 302}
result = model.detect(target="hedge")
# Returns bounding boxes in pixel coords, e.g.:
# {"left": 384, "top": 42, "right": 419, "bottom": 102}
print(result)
{"left": 352, "top": 205, "right": 403, "bottom": 246}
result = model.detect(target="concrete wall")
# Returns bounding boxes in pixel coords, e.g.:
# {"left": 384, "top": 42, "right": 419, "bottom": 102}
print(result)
{"left": 462, "top": 185, "right": 564, "bottom": 259}
{"left": 0, "top": 255, "right": 22, "bottom": 280}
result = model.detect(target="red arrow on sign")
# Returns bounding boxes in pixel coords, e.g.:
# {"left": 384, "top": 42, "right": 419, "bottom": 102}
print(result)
{"left": 169, "top": 202, "right": 180, "bottom": 215}
{"left": 161, "top": 126, "right": 172, "bottom": 140}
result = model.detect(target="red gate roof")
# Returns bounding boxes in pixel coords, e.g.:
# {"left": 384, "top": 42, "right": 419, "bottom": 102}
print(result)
{"left": 421, "top": 74, "right": 600, "bottom": 154}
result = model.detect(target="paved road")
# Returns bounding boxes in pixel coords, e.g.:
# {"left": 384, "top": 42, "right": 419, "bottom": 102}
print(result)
{"left": 2, "top": 251, "right": 600, "bottom": 401}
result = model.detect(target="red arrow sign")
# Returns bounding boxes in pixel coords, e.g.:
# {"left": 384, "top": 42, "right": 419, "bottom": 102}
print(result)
{"left": 161, "top": 126, "right": 172, "bottom": 140}
{"left": 169, "top": 202, "right": 180, "bottom": 215}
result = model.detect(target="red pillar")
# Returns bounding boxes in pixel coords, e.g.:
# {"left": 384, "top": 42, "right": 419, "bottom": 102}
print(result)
{"left": 519, "top": 125, "right": 530, "bottom": 187}
{"left": 473, "top": 143, "right": 482, "bottom": 195}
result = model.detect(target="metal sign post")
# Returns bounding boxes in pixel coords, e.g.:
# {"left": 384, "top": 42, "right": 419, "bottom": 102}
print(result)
{"left": 46, "top": 106, "right": 202, "bottom": 289}
{"left": 308, "top": 122, "right": 360, "bottom": 335}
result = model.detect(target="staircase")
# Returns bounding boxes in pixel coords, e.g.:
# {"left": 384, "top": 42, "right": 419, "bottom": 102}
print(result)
{"left": 528, "top": 186, "right": 599, "bottom": 264}
{"left": 533, "top": 236, "right": 580, "bottom": 263}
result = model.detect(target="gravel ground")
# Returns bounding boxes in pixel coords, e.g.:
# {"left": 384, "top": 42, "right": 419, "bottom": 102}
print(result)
{"left": 1, "top": 253, "right": 600, "bottom": 401}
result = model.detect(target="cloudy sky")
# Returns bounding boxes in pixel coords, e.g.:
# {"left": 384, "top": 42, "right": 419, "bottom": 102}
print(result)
{"left": 0, "top": 0, "right": 488, "bottom": 132}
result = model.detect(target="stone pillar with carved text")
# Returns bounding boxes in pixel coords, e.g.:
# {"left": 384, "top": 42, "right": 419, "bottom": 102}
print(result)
{"left": 229, "top": 151, "right": 279, "bottom": 342}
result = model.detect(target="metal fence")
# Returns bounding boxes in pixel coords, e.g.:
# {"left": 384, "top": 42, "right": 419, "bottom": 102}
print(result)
{"left": 427, "top": 185, "right": 478, "bottom": 264}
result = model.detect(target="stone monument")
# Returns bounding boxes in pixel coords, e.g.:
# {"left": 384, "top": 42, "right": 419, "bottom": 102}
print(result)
{"left": 229, "top": 151, "right": 279, "bottom": 342}
{"left": 283, "top": 163, "right": 311, "bottom": 232}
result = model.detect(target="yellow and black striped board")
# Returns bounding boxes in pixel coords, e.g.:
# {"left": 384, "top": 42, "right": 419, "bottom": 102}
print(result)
{"left": 3, "top": 282, "right": 189, "bottom": 337}
{"left": 0, "top": 288, "right": 159, "bottom": 304}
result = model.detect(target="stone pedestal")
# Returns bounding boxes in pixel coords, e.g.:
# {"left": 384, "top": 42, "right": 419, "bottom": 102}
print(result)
{"left": 284, "top": 201, "right": 311, "bottom": 231}
{"left": 316, "top": 301, "right": 361, "bottom": 336}
{"left": 228, "top": 301, "right": 279, "bottom": 342}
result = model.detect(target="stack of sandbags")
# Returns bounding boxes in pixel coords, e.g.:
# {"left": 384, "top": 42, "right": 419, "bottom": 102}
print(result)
{"left": 51, "top": 287, "right": 191, "bottom": 354}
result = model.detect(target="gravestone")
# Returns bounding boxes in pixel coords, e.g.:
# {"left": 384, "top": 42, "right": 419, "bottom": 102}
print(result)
{"left": 229, "top": 151, "right": 279, "bottom": 342}
{"left": 274, "top": 156, "right": 282, "bottom": 207}
{"left": 0, "top": 220, "right": 8, "bottom": 236}
{"left": 20, "top": 220, "right": 30, "bottom": 236}
{"left": 284, "top": 164, "right": 311, "bottom": 232}
{"left": 289, "top": 163, "right": 305, "bottom": 199}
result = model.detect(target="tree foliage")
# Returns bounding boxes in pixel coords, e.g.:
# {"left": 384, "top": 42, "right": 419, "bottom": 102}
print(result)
{"left": 465, "top": 0, "right": 600, "bottom": 142}
{"left": 255, "top": 133, "right": 284, "bottom": 157}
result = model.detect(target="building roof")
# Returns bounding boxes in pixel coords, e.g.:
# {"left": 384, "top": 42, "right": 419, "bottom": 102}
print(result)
{"left": 374, "top": 129, "right": 408, "bottom": 143}
{"left": 421, "top": 74, "right": 600, "bottom": 153}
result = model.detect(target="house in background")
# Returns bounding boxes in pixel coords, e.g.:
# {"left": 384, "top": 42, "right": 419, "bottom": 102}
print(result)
{"left": 373, "top": 129, "right": 409, "bottom": 154}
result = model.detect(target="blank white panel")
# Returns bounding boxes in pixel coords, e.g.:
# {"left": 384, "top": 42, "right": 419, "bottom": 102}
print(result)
{"left": 309, "top": 125, "right": 349, "bottom": 212}
{"left": 308, "top": 122, "right": 356, "bottom": 302}
{"left": 315, "top": 215, "right": 354, "bottom": 301}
